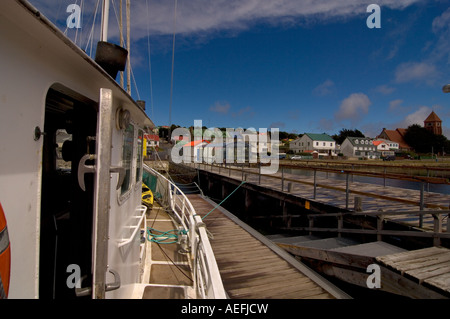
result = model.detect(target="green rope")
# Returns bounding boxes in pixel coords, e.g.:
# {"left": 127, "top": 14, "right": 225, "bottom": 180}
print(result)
{"left": 146, "top": 227, "right": 187, "bottom": 244}
{"left": 202, "top": 181, "right": 246, "bottom": 220}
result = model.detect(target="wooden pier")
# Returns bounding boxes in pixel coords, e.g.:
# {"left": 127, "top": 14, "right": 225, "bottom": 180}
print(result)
{"left": 168, "top": 162, "right": 450, "bottom": 298}
{"left": 186, "top": 194, "right": 350, "bottom": 299}
{"left": 182, "top": 162, "right": 450, "bottom": 234}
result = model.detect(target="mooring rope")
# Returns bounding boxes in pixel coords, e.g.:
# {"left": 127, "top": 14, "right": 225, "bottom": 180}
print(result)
{"left": 202, "top": 181, "right": 246, "bottom": 221}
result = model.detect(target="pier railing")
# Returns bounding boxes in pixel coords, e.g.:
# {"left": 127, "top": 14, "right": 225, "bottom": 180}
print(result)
{"left": 187, "top": 162, "right": 450, "bottom": 210}
{"left": 302, "top": 209, "right": 450, "bottom": 247}
{"left": 181, "top": 161, "right": 450, "bottom": 237}
{"left": 143, "top": 164, "right": 227, "bottom": 299}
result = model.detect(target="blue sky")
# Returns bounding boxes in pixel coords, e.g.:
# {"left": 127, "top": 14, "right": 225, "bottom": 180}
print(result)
{"left": 30, "top": 0, "right": 450, "bottom": 138}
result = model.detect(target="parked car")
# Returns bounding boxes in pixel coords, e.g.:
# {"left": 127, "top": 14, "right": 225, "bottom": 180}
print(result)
{"left": 291, "top": 155, "right": 303, "bottom": 160}
{"left": 383, "top": 155, "right": 395, "bottom": 161}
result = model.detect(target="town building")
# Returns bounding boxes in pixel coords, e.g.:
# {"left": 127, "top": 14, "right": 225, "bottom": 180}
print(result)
{"left": 424, "top": 111, "right": 442, "bottom": 135}
{"left": 373, "top": 138, "right": 398, "bottom": 156}
{"left": 340, "top": 137, "right": 378, "bottom": 159}
{"left": 144, "top": 134, "right": 160, "bottom": 149}
{"left": 290, "top": 133, "right": 336, "bottom": 156}
{"left": 377, "top": 128, "right": 411, "bottom": 151}
{"left": 182, "top": 140, "right": 210, "bottom": 163}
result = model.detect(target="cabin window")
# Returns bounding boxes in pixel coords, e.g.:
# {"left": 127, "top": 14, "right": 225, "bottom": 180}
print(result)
{"left": 136, "top": 129, "right": 144, "bottom": 183}
{"left": 121, "top": 123, "right": 134, "bottom": 196}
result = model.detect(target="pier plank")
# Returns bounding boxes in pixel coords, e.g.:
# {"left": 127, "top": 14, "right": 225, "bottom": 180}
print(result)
{"left": 376, "top": 247, "right": 450, "bottom": 296}
{"left": 425, "top": 273, "right": 450, "bottom": 293}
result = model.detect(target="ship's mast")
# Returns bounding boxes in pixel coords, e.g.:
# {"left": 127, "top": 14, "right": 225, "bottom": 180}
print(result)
{"left": 100, "top": 0, "right": 110, "bottom": 42}
{"left": 126, "top": 0, "right": 131, "bottom": 95}
{"left": 100, "top": 0, "right": 131, "bottom": 95}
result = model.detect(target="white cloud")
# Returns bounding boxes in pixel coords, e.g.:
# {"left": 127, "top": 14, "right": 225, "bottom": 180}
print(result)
{"left": 394, "top": 62, "right": 439, "bottom": 85}
{"left": 402, "top": 106, "right": 431, "bottom": 127}
{"left": 389, "top": 105, "right": 446, "bottom": 135}
{"left": 432, "top": 8, "right": 450, "bottom": 33}
{"left": 374, "top": 84, "right": 396, "bottom": 95}
{"left": 313, "top": 79, "right": 335, "bottom": 96}
{"left": 395, "top": 105, "right": 444, "bottom": 129}
{"left": 388, "top": 99, "right": 404, "bottom": 112}
{"left": 209, "top": 101, "right": 231, "bottom": 114}
{"left": 231, "top": 106, "right": 255, "bottom": 119}
{"left": 29, "top": 0, "right": 422, "bottom": 43}
{"left": 335, "top": 93, "right": 371, "bottom": 125}
{"left": 431, "top": 7, "right": 450, "bottom": 64}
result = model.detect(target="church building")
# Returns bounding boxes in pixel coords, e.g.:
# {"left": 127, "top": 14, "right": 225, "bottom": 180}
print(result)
{"left": 424, "top": 111, "right": 442, "bottom": 135}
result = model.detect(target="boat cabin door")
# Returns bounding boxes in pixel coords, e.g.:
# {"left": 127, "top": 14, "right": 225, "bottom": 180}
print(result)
{"left": 77, "top": 89, "right": 122, "bottom": 299}
{"left": 40, "top": 85, "right": 98, "bottom": 299}
{"left": 40, "top": 87, "right": 120, "bottom": 299}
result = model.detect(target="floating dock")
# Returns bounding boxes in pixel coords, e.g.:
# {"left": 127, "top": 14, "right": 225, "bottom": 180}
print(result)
{"left": 272, "top": 235, "right": 450, "bottom": 298}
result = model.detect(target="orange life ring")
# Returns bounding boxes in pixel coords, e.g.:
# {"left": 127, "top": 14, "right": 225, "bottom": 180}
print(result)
{"left": 0, "top": 202, "right": 11, "bottom": 299}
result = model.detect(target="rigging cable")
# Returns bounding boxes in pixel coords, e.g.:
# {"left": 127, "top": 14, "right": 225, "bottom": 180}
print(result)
{"left": 119, "top": 0, "right": 124, "bottom": 88}
{"left": 126, "top": 0, "right": 131, "bottom": 94}
{"left": 110, "top": 0, "right": 124, "bottom": 87}
{"left": 84, "top": 0, "right": 101, "bottom": 57}
{"left": 201, "top": 181, "right": 246, "bottom": 221}
{"left": 169, "top": 0, "right": 178, "bottom": 135}
{"left": 146, "top": 0, "right": 155, "bottom": 121}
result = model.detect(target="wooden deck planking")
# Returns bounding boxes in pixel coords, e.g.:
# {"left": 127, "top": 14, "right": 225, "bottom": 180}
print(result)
{"left": 141, "top": 203, "right": 192, "bottom": 299}
{"left": 186, "top": 194, "right": 344, "bottom": 299}
{"left": 376, "top": 247, "right": 450, "bottom": 295}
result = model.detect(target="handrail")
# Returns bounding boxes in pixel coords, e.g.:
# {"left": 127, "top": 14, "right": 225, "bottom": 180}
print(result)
{"left": 186, "top": 162, "right": 450, "bottom": 210}
{"left": 194, "top": 161, "right": 450, "bottom": 185}
{"left": 143, "top": 164, "right": 227, "bottom": 299}
{"left": 302, "top": 209, "right": 450, "bottom": 246}
{"left": 117, "top": 205, "right": 148, "bottom": 248}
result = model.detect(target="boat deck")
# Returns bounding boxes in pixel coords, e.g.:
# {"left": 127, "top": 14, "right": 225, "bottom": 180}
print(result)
{"left": 186, "top": 194, "right": 349, "bottom": 299}
{"left": 137, "top": 203, "right": 194, "bottom": 299}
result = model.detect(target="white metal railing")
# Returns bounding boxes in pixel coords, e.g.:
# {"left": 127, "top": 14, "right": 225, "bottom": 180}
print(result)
{"left": 118, "top": 205, "right": 147, "bottom": 248}
{"left": 143, "top": 164, "right": 227, "bottom": 299}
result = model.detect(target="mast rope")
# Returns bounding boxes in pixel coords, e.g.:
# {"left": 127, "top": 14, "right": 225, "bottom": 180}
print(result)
{"left": 201, "top": 181, "right": 246, "bottom": 221}
{"left": 169, "top": 0, "right": 178, "bottom": 132}
{"left": 146, "top": 0, "right": 155, "bottom": 121}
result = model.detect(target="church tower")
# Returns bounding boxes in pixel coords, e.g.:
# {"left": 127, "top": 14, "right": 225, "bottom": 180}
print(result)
{"left": 424, "top": 111, "right": 442, "bottom": 135}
